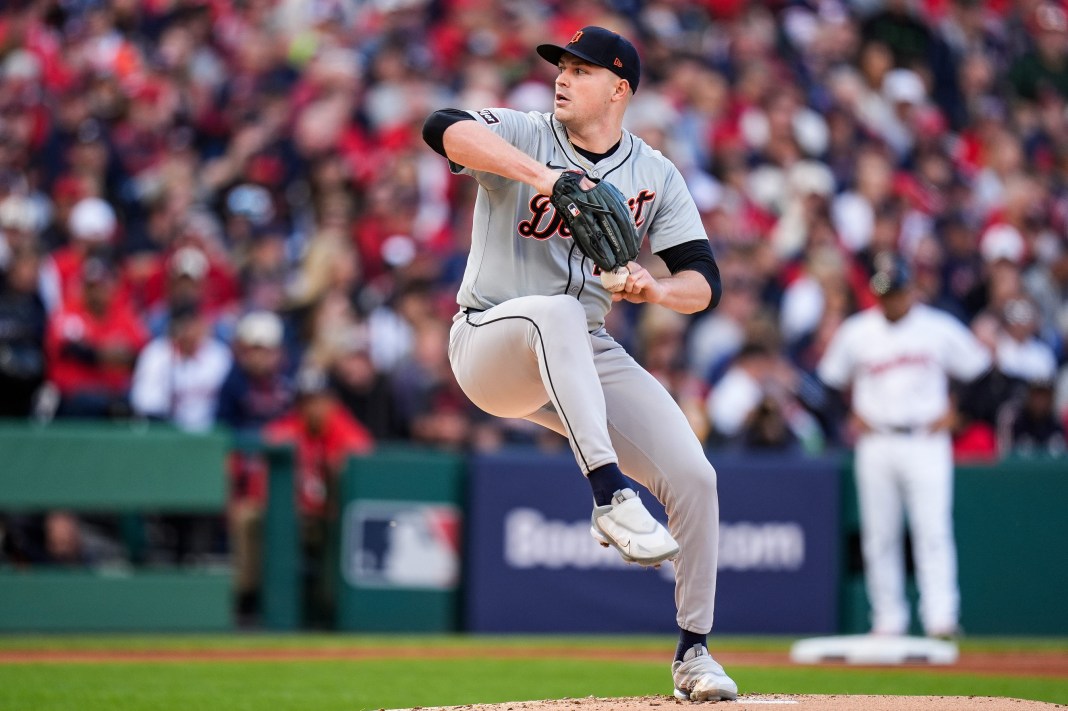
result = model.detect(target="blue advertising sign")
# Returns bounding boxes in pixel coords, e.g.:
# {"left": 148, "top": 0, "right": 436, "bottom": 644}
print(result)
{"left": 465, "top": 450, "right": 840, "bottom": 634}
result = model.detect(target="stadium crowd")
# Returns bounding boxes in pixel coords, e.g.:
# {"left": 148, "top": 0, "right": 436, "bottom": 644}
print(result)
{"left": 1, "top": 0, "right": 1067, "bottom": 588}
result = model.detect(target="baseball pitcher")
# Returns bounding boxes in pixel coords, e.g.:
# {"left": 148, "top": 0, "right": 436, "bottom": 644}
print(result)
{"left": 422, "top": 26, "right": 736, "bottom": 702}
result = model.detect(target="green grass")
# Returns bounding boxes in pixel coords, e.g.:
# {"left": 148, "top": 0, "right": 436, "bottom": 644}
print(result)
{"left": 0, "top": 635, "right": 1065, "bottom": 711}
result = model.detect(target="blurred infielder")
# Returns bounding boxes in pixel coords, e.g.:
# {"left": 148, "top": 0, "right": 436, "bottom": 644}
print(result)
{"left": 818, "top": 253, "right": 991, "bottom": 638}
{"left": 422, "top": 26, "right": 736, "bottom": 701}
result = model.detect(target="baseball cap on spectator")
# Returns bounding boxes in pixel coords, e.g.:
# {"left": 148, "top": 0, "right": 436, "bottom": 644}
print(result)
{"left": 0, "top": 195, "right": 36, "bottom": 232}
{"left": 1, "top": 50, "right": 41, "bottom": 82}
{"left": 68, "top": 197, "right": 117, "bottom": 242}
{"left": 226, "top": 184, "right": 275, "bottom": 226}
{"left": 787, "top": 160, "right": 835, "bottom": 198}
{"left": 236, "top": 311, "right": 284, "bottom": 349}
{"left": 980, "top": 224, "right": 1026, "bottom": 264}
{"left": 869, "top": 251, "right": 912, "bottom": 296}
{"left": 537, "top": 26, "right": 641, "bottom": 93}
{"left": 382, "top": 234, "right": 417, "bottom": 269}
{"left": 169, "top": 246, "right": 209, "bottom": 280}
{"left": 882, "top": 68, "right": 926, "bottom": 105}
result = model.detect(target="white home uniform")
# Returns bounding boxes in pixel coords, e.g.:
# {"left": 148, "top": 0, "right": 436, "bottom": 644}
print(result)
{"left": 445, "top": 107, "right": 720, "bottom": 634}
{"left": 818, "top": 303, "right": 991, "bottom": 635}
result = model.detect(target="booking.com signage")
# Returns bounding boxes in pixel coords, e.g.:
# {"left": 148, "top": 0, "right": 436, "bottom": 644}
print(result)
{"left": 465, "top": 450, "right": 840, "bottom": 634}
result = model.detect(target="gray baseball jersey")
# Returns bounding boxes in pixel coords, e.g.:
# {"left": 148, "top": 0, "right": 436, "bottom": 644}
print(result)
{"left": 452, "top": 108, "right": 706, "bottom": 330}
{"left": 444, "top": 106, "right": 722, "bottom": 635}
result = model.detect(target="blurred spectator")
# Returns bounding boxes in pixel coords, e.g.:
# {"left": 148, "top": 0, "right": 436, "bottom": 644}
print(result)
{"left": 0, "top": 194, "right": 43, "bottom": 269}
{"left": 0, "top": 510, "right": 124, "bottom": 568}
{"left": 832, "top": 144, "right": 895, "bottom": 255}
{"left": 216, "top": 309, "right": 294, "bottom": 623}
{"left": 326, "top": 324, "right": 399, "bottom": 440}
{"left": 635, "top": 305, "right": 709, "bottom": 441}
{"left": 133, "top": 209, "right": 241, "bottom": 333}
{"left": 766, "top": 160, "right": 837, "bottom": 262}
{"left": 217, "top": 310, "right": 293, "bottom": 433}
{"left": 995, "top": 296, "right": 1058, "bottom": 385}
{"left": 390, "top": 317, "right": 472, "bottom": 449}
{"left": 129, "top": 300, "right": 231, "bottom": 431}
{"left": 39, "top": 196, "right": 118, "bottom": 313}
{"left": 962, "top": 225, "right": 1028, "bottom": 320}
{"left": 263, "top": 367, "right": 373, "bottom": 626}
{"left": 706, "top": 339, "right": 823, "bottom": 452}
{"left": 937, "top": 212, "right": 986, "bottom": 319}
{"left": 686, "top": 248, "right": 763, "bottom": 382}
{"left": 779, "top": 245, "right": 862, "bottom": 356}
{"left": 1008, "top": 1, "right": 1068, "bottom": 102}
{"left": 875, "top": 67, "right": 929, "bottom": 160}
{"left": 44, "top": 256, "right": 148, "bottom": 419}
{"left": 264, "top": 367, "right": 374, "bottom": 518}
{"left": 998, "top": 377, "right": 1067, "bottom": 456}
{"left": 366, "top": 277, "right": 435, "bottom": 374}
{"left": 238, "top": 221, "right": 291, "bottom": 314}
{"left": 0, "top": 245, "right": 46, "bottom": 417}
{"left": 151, "top": 247, "right": 208, "bottom": 325}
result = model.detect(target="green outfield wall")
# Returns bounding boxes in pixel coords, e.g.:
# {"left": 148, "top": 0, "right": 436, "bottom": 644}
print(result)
{"left": 0, "top": 422, "right": 232, "bottom": 631}
{"left": 1, "top": 423, "right": 1065, "bottom": 634}
{"left": 838, "top": 455, "right": 1068, "bottom": 635}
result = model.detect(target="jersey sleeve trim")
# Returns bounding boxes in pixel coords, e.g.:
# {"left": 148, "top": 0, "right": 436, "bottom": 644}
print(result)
{"left": 655, "top": 238, "right": 721, "bottom": 310}
{"left": 422, "top": 108, "right": 476, "bottom": 162}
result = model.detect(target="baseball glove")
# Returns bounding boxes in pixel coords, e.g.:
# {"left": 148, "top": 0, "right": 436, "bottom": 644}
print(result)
{"left": 551, "top": 171, "right": 639, "bottom": 272}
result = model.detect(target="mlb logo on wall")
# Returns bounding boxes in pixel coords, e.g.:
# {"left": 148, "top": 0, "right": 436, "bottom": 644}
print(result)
{"left": 341, "top": 500, "right": 461, "bottom": 590}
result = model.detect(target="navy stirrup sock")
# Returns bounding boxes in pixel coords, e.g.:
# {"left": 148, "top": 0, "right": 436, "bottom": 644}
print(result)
{"left": 588, "top": 463, "right": 631, "bottom": 506}
{"left": 676, "top": 629, "right": 707, "bottom": 662}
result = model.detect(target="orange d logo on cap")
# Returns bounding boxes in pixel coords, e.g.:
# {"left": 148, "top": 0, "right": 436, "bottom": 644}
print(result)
{"left": 570, "top": 30, "right": 584, "bottom": 44}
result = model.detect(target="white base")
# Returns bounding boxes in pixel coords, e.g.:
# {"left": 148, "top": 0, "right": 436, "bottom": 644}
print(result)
{"left": 790, "top": 634, "right": 959, "bottom": 665}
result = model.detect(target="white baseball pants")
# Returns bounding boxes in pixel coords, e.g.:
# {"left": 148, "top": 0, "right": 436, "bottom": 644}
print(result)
{"left": 854, "top": 431, "right": 959, "bottom": 636}
{"left": 450, "top": 294, "right": 720, "bottom": 633}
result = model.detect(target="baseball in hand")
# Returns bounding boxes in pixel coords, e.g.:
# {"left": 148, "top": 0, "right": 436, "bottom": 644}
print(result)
{"left": 600, "top": 266, "right": 629, "bottom": 293}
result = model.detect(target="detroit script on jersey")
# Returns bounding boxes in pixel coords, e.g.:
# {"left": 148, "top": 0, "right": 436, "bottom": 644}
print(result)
{"left": 452, "top": 108, "right": 708, "bottom": 329}
{"left": 517, "top": 190, "right": 657, "bottom": 241}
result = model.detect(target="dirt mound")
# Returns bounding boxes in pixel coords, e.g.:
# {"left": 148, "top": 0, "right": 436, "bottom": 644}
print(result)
{"left": 391, "top": 694, "right": 1065, "bottom": 711}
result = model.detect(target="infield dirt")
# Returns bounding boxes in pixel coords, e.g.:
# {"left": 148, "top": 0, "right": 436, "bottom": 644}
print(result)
{"left": 389, "top": 695, "right": 1065, "bottom": 710}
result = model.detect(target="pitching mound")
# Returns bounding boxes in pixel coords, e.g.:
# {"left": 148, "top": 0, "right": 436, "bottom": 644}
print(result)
{"left": 390, "top": 695, "right": 1065, "bottom": 710}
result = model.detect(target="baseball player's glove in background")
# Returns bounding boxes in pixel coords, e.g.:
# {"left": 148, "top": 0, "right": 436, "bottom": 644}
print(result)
{"left": 551, "top": 171, "right": 640, "bottom": 272}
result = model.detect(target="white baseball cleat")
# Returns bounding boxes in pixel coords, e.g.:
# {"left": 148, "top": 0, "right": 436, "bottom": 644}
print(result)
{"left": 672, "top": 644, "right": 738, "bottom": 702}
{"left": 590, "top": 488, "right": 679, "bottom": 566}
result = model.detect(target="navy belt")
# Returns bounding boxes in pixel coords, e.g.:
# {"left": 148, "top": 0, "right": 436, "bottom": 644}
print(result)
{"left": 882, "top": 425, "right": 925, "bottom": 435}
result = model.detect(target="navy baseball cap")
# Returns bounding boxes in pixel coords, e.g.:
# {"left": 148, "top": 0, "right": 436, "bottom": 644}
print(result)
{"left": 537, "top": 26, "right": 641, "bottom": 93}
{"left": 869, "top": 252, "right": 912, "bottom": 296}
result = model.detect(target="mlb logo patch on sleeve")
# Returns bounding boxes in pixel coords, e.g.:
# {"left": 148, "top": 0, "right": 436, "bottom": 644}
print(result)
{"left": 477, "top": 109, "right": 500, "bottom": 125}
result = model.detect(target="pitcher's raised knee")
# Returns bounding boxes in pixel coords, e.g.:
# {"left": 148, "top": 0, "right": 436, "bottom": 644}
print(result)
{"left": 526, "top": 294, "right": 588, "bottom": 330}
